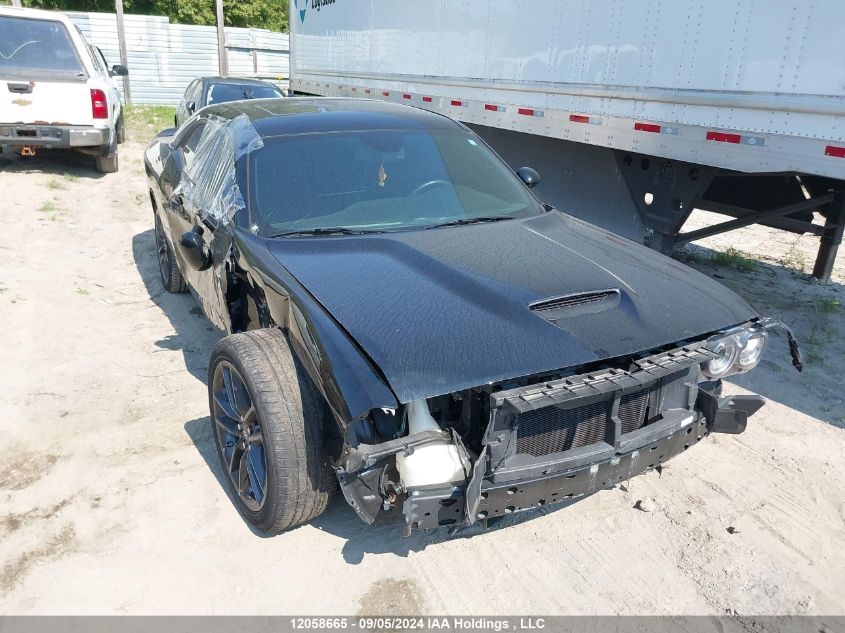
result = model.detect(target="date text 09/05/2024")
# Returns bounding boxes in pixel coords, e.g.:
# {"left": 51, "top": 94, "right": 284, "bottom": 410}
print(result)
{"left": 290, "top": 617, "right": 547, "bottom": 631}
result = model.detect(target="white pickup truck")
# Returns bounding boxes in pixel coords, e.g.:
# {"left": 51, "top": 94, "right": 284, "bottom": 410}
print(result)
{"left": 0, "top": 6, "right": 127, "bottom": 173}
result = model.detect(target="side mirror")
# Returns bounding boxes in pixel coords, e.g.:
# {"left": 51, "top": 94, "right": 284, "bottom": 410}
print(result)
{"left": 111, "top": 64, "right": 129, "bottom": 76}
{"left": 186, "top": 101, "right": 196, "bottom": 114}
{"left": 178, "top": 229, "right": 212, "bottom": 271}
{"left": 516, "top": 166, "right": 541, "bottom": 189}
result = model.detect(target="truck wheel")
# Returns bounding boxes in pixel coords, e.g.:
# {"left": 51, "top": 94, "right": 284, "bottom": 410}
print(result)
{"left": 209, "top": 329, "right": 336, "bottom": 533}
{"left": 95, "top": 150, "right": 118, "bottom": 173}
{"left": 154, "top": 212, "right": 186, "bottom": 293}
{"left": 116, "top": 114, "right": 126, "bottom": 145}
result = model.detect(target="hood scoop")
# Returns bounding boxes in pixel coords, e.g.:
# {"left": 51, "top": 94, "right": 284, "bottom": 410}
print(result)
{"left": 530, "top": 289, "right": 621, "bottom": 321}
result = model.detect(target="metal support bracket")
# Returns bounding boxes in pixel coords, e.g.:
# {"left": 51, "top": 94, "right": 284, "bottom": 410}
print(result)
{"left": 812, "top": 193, "right": 845, "bottom": 283}
{"left": 614, "top": 150, "right": 718, "bottom": 251}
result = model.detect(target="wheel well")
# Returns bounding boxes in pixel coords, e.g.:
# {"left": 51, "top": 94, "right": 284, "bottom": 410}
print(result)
{"left": 227, "top": 267, "right": 272, "bottom": 333}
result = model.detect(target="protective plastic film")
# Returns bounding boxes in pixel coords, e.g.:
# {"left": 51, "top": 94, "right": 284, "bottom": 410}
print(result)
{"left": 176, "top": 113, "right": 263, "bottom": 225}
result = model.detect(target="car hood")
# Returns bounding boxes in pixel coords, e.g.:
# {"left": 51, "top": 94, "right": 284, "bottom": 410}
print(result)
{"left": 267, "top": 212, "right": 757, "bottom": 403}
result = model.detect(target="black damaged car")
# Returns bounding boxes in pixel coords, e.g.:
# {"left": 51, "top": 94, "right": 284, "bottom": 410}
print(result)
{"left": 144, "top": 98, "right": 801, "bottom": 534}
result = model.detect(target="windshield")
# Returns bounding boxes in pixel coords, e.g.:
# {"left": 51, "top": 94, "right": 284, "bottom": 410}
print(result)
{"left": 0, "top": 17, "right": 84, "bottom": 77}
{"left": 248, "top": 129, "right": 542, "bottom": 236}
{"left": 207, "top": 83, "right": 282, "bottom": 105}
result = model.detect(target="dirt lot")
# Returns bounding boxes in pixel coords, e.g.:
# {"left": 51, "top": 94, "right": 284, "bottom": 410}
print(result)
{"left": 1, "top": 112, "right": 844, "bottom": 615}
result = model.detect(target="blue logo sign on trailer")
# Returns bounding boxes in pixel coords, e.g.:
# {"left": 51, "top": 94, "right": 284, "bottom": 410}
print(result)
{"left": 296, "top": 0, "right": 337, "bottom": 23}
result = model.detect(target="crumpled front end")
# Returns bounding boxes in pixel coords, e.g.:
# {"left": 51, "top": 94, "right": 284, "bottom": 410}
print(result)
{"left": 335, "top": 320, "right": 798, "bottom": 534}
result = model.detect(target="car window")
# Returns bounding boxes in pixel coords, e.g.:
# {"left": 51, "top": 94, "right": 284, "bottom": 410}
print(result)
{"left": 179, "top": 122, "right": 207, "bottom": 160}
{"left": 183, "top": 80, "right": 198, "bottom": 101}
{"left": 207, "top": 83, "right": 282, "bottom": 105}
{"left": 86, "top": 42, "right": 105, "bottom": 75}
{"left": 0, "top": 16, "right": 85, "bottom": 77}
{"left": 248, "top": 129, "right": 542, "bottom": 235}
{"left": 95, "top": 47, "right": 111, "bottom": 74}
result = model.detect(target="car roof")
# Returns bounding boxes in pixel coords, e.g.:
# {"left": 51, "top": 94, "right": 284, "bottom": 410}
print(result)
{"left": 202, "top": 76, "right": 281, "bottom": 88}
{"left": 199, "top": 97, "right": 464, "bottom": 136}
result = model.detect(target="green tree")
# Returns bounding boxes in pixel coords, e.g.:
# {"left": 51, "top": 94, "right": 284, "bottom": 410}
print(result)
{"left": 15, "top": 0, "right": 289, "bottom": 31}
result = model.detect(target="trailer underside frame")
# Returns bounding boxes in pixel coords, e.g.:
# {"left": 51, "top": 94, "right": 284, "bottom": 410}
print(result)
{"left": 614, "top": 149, "right": 844, "bottom": 282}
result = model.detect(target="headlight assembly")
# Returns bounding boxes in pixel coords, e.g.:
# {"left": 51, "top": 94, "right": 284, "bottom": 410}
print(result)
{"left": 702, "top": 325, "right": 768, "bottom": 379}
{"left": 737, "top": 329, "right": 767, "bottom": 370}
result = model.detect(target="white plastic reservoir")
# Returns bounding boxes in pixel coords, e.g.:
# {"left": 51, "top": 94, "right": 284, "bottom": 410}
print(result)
{"left": 395, "top": 400, "right": 469, "bottom": 489}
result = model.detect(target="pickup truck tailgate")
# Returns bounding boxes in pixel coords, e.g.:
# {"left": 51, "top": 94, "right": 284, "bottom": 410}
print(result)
{"left": 1, "top": 79, "right": 94, "bottom": 126}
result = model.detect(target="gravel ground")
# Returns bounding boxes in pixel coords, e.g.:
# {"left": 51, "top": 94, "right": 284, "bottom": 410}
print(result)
{"left": 0, "top": 121, "right": 843, "bottom": 615}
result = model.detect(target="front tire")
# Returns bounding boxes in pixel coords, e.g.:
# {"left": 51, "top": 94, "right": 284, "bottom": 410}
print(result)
{"left": 209, "top": 329, "right": 335, "bottom": 533}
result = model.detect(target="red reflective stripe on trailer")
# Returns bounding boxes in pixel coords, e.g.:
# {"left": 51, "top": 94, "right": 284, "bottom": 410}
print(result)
{"left": 351, "top": 87, "right": 357, "bottom": 92}
{"left": 382, "top": 91, "right": 390, "bottom": 96}
{"left": 485, "top": 104, "right": 499, "bottom": 111}
{"left": 364, "top": 89, "right": 372, "bottom": 94}
{"left": 422, "top": 96, "right": 432, "bottom": 103}
{"left": 517, "top": 108, "right": 535, "bottom": 116}
{"left": 825, "top": 145, "right": 845, "bottom": 158}
{"left": 569, "top": 114, "right": 590, "bottom": 124}
{"left": 706, "top": 131, "right": 742, "bottom": 144}
{"left": 450, "top": 100, "right": 463, "bottom": 106}
{"left": 634, "top": 122, "right": 661, "bottom": 133}
{"left": 403, "top": 93, "right": 412, "bottom": 100}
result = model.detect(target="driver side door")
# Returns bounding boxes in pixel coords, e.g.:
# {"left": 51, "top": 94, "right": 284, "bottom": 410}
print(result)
{"left": 169, "top": 120, "right": 235, "bottom": 332}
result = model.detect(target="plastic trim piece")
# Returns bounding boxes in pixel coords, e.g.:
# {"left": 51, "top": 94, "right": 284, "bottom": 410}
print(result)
{"left": 491, "top": 343, "right": 715, "bottom": 415}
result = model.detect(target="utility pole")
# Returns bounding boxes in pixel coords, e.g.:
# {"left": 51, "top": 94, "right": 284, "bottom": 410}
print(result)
{"left": 115, "top": 0, "right": 132, "bottom": 104}
{"left": 11, "top": 0, "right": 22, "bottom": 7}
{"left": 216, "top": 0, "right": 228, "bottom": 76}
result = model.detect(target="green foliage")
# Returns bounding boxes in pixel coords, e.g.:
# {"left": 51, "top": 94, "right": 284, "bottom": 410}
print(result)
{"left": 711, "top": 247, "right": 758, "bottom": 272}
{"left": 13, "top": 0, "right": 288, "bottom": 31}
{"left": 124, "top": 104, "right": 176, "bottom": 139}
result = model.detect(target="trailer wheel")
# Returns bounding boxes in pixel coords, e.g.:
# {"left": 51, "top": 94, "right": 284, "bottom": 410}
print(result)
{"left": 209, "top": 329, "right": 336, "bottom": 533}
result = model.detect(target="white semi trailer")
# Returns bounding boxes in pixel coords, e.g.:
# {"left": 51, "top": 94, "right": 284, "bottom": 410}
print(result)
{"left": 289, "top": 0, "right": 845, "bottom": 281}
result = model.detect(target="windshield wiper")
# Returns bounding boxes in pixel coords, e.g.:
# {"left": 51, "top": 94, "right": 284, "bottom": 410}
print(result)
{"left": 424, "top": 216, "right": 514, "bottom": 230}
{"left": 268, "top": 227, "right": 384, "bottom": 238}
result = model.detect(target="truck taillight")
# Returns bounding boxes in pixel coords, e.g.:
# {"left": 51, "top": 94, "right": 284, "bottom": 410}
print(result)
{"left": 90, "top": 89, "right": 108, "bottom": 119}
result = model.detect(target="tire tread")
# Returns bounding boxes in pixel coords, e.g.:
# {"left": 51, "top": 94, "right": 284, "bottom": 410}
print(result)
{"left": 209, "top": 329, "right": 335, "bottom": 532}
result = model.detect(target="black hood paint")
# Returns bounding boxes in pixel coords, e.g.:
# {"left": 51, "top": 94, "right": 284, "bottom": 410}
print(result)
{"left": 267, "top": 211, "right": 756, "bottom": 403}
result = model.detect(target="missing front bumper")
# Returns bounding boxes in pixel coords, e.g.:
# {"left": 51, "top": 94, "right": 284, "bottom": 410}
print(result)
{"left": 403, "top": 414, "right": 710, "bottom": 531}
{"left": 403, "top": 388, "right": 765, "bottom": 533}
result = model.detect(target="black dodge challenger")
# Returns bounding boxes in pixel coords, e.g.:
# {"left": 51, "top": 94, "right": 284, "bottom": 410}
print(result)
{"left": 144, "top": 98, "right": 800, "bottom": 534}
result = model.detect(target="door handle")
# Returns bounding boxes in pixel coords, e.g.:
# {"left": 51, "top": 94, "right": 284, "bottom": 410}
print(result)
{"left": 7, "top": 82, "right": 33, "bottom": 94}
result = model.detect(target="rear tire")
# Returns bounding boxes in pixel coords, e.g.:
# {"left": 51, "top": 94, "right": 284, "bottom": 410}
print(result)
{"left": 95, "top": 150, "right": 118, "bottom": 173}
{"left": 115, "top": 114, "right": 126, "bottom": 145}
{"left": 154, "top": 212, "right": 186, "bottom": 293}
{"left": 209, "top": 329, "right": 336, "bottom": 533}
